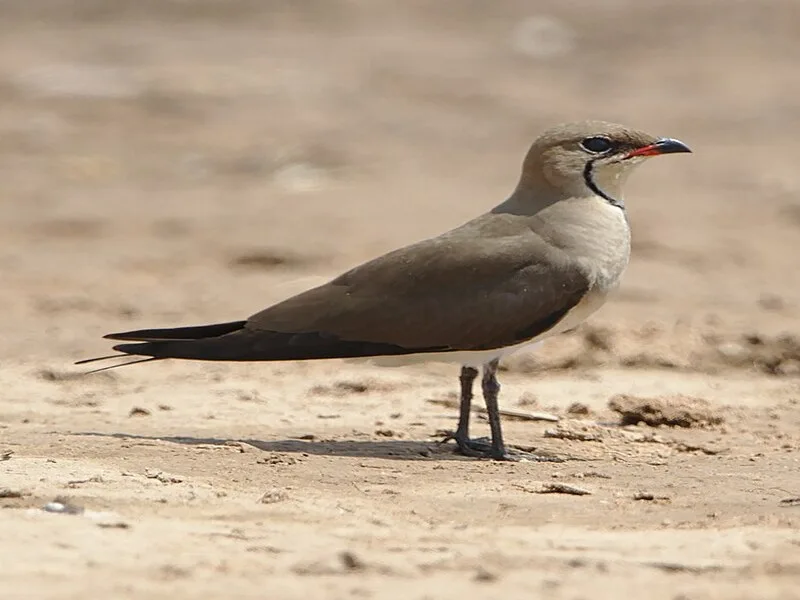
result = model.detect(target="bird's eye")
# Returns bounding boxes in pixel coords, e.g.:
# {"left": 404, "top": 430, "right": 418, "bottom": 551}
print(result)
{"left": 580, "top": 136, "right": 613, "bottom": 154}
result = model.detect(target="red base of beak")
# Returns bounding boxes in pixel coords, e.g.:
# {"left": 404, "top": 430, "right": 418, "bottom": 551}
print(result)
{"left": 625, "top": 138, "right": 692, "bottom": 158}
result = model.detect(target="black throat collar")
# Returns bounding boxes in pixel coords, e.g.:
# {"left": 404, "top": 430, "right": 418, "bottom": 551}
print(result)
{"left": 583, "top": 160, "right": 624, "bottom": 209}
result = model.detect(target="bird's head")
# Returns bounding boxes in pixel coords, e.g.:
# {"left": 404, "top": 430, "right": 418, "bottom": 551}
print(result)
{"left": 518, "top": 120, "right": 691, "bottom": 207}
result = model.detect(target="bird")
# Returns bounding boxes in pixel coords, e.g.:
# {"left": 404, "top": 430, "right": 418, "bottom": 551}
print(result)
{"left": 78, "top": 121, "right": 691, "bottom": 461}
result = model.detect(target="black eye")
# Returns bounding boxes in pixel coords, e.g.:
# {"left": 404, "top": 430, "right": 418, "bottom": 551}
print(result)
{"left": 580, "top": 136, "right": 613, "bottom": 154}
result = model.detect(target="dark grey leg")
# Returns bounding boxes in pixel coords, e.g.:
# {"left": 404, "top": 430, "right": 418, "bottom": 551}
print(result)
{"left": 442, "top": 359, "right": 563, "bottom": 462}
{"left": 440, "top": 366, "right": 485, "bottom": 457}
{"left": 452, "top": 358, "right": 512, "bottom": 460}
{"left": 481, "top": 358, "right": 507, "bottom": 457}
{"left": 448, "top": 365, "right": 489, "bottom": 457}
{"left": 456, "top": 366, "right": 478, "bottom": 442}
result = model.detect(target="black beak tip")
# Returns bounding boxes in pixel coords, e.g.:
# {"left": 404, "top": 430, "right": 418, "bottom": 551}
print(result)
{"left": 655, "top": 138, "right": 692, "bottom": 154}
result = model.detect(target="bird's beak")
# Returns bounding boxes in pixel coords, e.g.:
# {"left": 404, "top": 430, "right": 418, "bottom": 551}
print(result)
{"left": 624, "top": 138, "right": 692, "bottom": 159}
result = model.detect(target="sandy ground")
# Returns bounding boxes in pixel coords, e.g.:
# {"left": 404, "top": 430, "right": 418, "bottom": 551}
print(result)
{"left": 2, "top": 1, "right": 800, "bottom": 598}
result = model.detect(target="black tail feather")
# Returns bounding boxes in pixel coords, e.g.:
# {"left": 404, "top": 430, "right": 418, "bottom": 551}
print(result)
{"left": 103, "top": 320, "right": 247, "bottom": 342}
{"left": 82, "top": 322, "right": 446, "bottom": 365}
{"left": 83, "top": 356, "right": 165, "bottom": 374}
{"left": 107, "top": 329, "right": 447, "bottom": 362}
{"left": 75, "top": 320, "right": 248, "bottom": 369}
{"left": 75, "top": 353, "right": 126, "bottom": 366}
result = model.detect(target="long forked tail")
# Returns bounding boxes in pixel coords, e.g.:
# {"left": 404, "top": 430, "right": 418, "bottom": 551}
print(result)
{"left": 78, "top": 319, "right": 445, "bottom": 373}
{"left": 75, "top": 320, "right": 248, "bottom": 373}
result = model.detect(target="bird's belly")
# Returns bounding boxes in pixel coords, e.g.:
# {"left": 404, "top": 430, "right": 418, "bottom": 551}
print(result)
{"left": 544, "top": 286, "right": 610, "bottom": 337}
{"left": 358, "top": 341, "right": 542, "bottom": 368}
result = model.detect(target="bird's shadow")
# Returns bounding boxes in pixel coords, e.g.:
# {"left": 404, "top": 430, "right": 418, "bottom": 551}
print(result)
{"left": 71, "top": 431, "right": 473, "bottom": 461}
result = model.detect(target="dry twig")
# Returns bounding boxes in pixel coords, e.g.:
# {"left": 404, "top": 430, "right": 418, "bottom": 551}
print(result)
{"left": 427, "top": 398, "right": 559, "bottom": 422}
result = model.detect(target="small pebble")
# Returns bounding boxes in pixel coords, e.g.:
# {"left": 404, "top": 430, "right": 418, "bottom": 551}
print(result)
{"left": 42, "top": 497, "right": 84, "bottom": 515}
{"left": 259, "top": 489, "right": 289, "bottom": 504}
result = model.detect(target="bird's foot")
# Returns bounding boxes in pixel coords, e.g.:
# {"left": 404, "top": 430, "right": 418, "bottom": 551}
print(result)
{"left": 438, "top": 431, "right": 561, "bottom": 462}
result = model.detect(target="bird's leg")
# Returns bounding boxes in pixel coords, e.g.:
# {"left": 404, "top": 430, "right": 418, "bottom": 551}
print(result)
{"left": 439, "top": 366, "right": 484, "bottom": 456}
{"left": 444, "top": 360, "right": 509, "bottom": 459}
{"left": 445, "top": 359, "right": 564, "bottom": 462}
{"left": 456, "top": 365, "right": 478, "bottom": 442}
{"left": 481, "top": 358, "right": 507, "bottom": 458}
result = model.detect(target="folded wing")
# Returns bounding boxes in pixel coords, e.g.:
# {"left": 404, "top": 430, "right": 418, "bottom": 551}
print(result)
{"left": 100, "top": 222, "right": 590, "bottom": 362}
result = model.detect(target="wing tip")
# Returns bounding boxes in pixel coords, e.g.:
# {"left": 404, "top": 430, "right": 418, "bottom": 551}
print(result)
{"left": 101, "top": 320, "right": 248, "bottom": 342}
{"left": 102, "top": 332, "right": 128, "bottom": 341}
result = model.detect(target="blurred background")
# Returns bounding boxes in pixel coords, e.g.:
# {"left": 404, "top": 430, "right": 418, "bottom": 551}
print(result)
{"left": 1, "top": 0, "right": 798, "bottom": 374}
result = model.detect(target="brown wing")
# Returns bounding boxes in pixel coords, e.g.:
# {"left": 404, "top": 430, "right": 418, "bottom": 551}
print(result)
{"left": 245, "top": 229, "right": 589, "bottom": 351}
{"left": 102, "top": 217, "right": 589, "bottom": 362}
